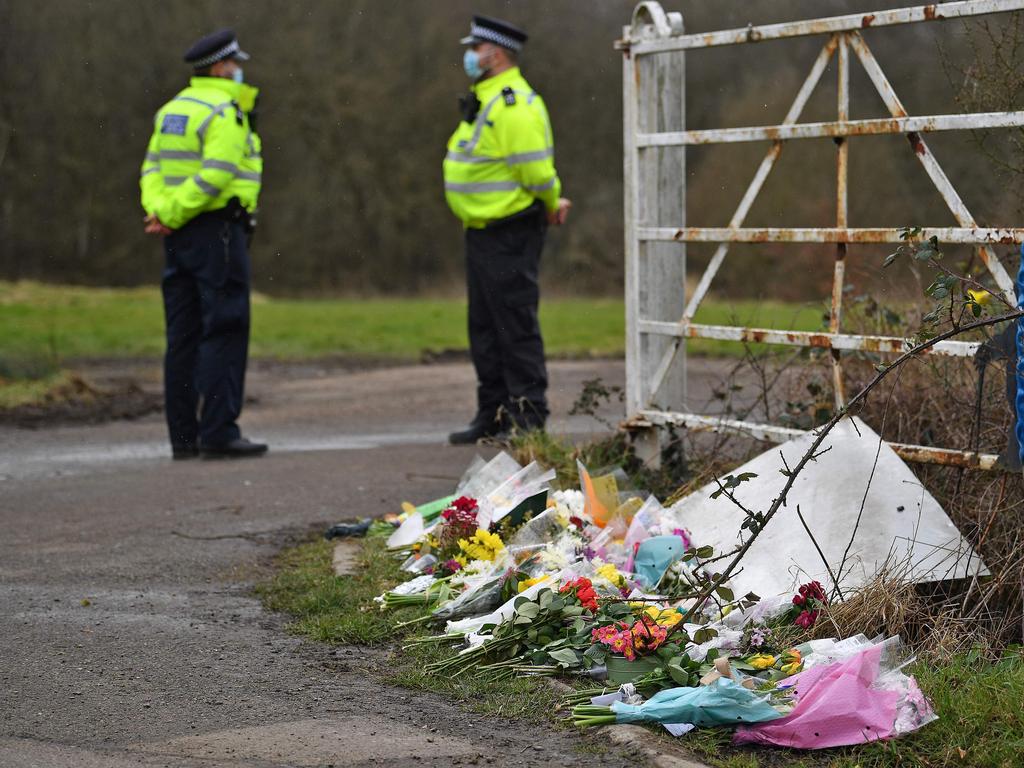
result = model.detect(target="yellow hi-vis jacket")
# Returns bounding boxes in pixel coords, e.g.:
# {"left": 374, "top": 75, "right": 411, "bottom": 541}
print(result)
{"left": 443, "top": 67, "right": 561, "bottom": 229}
{"left": 140, "top": 77, "right": 262, "bottom": 230}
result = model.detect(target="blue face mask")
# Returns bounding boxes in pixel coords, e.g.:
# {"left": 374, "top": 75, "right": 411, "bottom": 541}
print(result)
{"left": 232, "top": 67, "right": 245, "bottom": 84}
{"left": 463, "top": 49, "right": 484, "bottom": 80}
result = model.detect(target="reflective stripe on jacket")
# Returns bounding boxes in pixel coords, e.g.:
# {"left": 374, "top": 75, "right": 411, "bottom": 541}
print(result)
{"left": 140, "top": 77, "right": 262, "bottom": 229}
{"left": 443, "top": 67, "right": 561, "bottom": 229}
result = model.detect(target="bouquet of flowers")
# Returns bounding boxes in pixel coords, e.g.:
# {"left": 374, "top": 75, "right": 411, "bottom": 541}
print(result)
{"left": 788, "top": 580, "right": 828, "bottom": 629}
{"left": 591, "top": 615, "right": 670, "bottom": 661}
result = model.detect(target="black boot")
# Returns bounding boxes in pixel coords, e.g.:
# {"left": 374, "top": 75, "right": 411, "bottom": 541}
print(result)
{"left": 200, "top": 436, "right": 269, "bottom": 459}
{"left": 448, "top": 413, "right": 503, "bottom": 445}
{"left": 172, "top": 444, "right": 199, "bottom": 460}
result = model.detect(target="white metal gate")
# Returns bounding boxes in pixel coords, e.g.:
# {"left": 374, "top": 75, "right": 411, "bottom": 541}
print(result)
{"left": 620, "top": 0, "right": 1024, "bottom": 470}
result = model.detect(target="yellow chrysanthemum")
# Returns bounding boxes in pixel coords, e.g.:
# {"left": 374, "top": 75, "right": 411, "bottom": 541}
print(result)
{"left": 517, "top": 575, "right": 550, "bottom": 593}
{"left": 597, "top": 563, "right": 625, "bottom": 587}
{"left": 456, "top": 528, "right": 506, "bottom": 563}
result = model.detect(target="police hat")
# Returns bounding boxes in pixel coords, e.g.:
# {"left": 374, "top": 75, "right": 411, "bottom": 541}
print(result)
{"left": 184, "top": 29, "right": 250, "bottom": 69}
{"left": 460, "top": 15, "right": 528, "bottom": 52}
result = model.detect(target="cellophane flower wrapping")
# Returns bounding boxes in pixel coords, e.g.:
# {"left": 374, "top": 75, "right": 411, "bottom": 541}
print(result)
{"left": 611, "top": 677, "right": 785, "bottom": 727}
{"left": 733, "top": 636, "right": 936, "bottom": 749}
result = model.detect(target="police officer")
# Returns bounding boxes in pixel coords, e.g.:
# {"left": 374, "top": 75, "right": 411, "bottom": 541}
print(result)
{"left": 444, "top": 15, "right": 571, "bottom": 445}
{"left": 140, "top": 30, "right": 267, "bottom": 459}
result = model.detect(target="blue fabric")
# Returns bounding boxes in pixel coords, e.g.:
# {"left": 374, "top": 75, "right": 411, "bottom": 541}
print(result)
{"left": 1017, "top": 245, "right": 1024, "bottom": 465}
{"left": 612, "top": 678, "right": 784, "bottom": 727}
{"left": 634, "top": 535, "right": 687, "bottom": 588}
{"left": 162, "top": 215, "right": 251, "bottom": 447}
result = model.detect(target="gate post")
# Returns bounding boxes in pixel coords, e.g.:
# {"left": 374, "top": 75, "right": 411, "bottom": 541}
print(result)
{"left": 623, "top": 3, "right": 687, "bottom": 465}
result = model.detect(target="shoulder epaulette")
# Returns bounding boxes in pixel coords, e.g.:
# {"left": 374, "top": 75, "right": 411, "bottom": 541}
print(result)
{"left": 502, "top": 86, "right": 516, "bottom": 106}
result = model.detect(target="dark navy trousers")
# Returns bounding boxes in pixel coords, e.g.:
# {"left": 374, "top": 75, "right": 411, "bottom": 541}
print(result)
{"left": 161, "top": 214, "right": 250, "bottom": 448}
{"left": 464, "top": 206, "right": 549, "bottom": 425}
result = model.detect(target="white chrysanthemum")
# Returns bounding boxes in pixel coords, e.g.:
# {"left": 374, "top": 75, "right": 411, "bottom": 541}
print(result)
{"left": 551, "top": 489, "right": 585, "bottom": 517}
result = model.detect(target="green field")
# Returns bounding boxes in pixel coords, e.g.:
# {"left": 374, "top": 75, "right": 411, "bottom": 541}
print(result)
{"left": 0, "top": 281, "right": 827, "bottom": 365}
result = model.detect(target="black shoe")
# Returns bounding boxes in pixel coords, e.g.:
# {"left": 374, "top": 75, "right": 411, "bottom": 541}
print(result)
{"left": 200, "top": 437, "right": 268, "bottom": 459}
{"left": 324, "top": 519, "right": 372, "bottom": 539}
{"left": 448, "top": 415, "right": 502, "bottom": 445}
{"left": 172, "top": 444, "right": 199, "bottom": 460}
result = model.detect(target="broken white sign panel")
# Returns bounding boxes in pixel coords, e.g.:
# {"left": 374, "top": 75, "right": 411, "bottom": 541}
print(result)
{"left": 669, "top": 418, "right": 988, "bottom": 599}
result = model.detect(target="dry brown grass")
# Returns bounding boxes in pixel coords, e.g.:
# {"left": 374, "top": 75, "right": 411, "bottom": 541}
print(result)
{"left": 675, "top": 337, "right": 1024, "bottom": 657}
{"left": 808, "top": 564, "right": 1002, "bottom": 659}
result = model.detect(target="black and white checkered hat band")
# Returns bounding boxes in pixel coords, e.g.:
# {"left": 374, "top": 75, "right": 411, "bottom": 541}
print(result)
{"left": 192, "top": 39, "right": 242, "bottom": 68}
{"left": 469, "top": 24, "right": 522, "bottom": 51}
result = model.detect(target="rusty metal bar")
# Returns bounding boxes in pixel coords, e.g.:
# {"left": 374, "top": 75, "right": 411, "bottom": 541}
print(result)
{"left": 638, "top": 320, "right": 980, "bottom": 357}
{"left": 848, "top": 31, "right": 1018, "bottom": 303}
{"left": 632, "top": 410, "right": 1002, "bottom": 470}
{"left": 644, "top": 35, "right": 840, "bottom": 404}
{"left": 625, "top": 0, "right": 1024, "bottom": 55}
{"left": 621, "top": 2, "right": 1017, "bottom": 472}
{"left": 831, "top": 33, "right": 851, "bottom": 409}
{"left": 623, "top": 29, "right": 643, "bottom": 414}
{"left": 637, "top": 111, "right": 1024, "bottom": 146}
{"left": 639, "top": 226, "right": 1024, "bottom": 244}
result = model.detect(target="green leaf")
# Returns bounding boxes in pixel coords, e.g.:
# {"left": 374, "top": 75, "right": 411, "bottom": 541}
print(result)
{"left": 695, "top": 545, "right": 715, "bottom": 558}
{"left": 667, "top": 663, "right": 691, "bottom": 685}
{"left": 547, "top": 648, "right": 581, "bottom": 666}
{"left": 715, "top": 586, "right": 734, "bottom": 602}
{"left": 517, "top": 602, "right": 540, "bottom": 619}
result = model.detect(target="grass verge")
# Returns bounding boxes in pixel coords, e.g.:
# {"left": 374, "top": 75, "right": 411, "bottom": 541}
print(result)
{"left": 0, "top": 370, "right": 76, "bottom": 409}
{"left": 262, "top": 534, "right": 1024, "bottom": 768}
{"left": 257, "top": 536, "right": 566, "bottom": 724}
{"left": 1, "top": 280, "right": 825, "bottom": 362}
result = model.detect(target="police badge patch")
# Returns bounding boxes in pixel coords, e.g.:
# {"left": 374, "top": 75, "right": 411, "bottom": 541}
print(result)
{"left": 161, "top": 114, "right": 189, "bottom": 135}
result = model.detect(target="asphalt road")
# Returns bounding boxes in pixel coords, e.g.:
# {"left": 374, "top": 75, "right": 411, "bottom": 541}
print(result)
{"left": 0, "top": 359, "right": 733, "bottom": 767}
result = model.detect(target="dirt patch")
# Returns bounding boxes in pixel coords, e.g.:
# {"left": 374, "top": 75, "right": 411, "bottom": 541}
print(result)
{"left": 0, "top": 373, "right": 162, "bottom": 428}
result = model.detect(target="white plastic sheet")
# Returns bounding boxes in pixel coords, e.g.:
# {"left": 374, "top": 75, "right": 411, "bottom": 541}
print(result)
{"left": 387, "top": 511, "right": 425, "bottom": 550}
{"left": 478, "top": 461, "right": 556, "bottom": 529}
{"left": 456, "top": 451, "right": 522, "bottom": 499}
{"left": 669, "top": 417, "right": 988, "bottom": 599}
